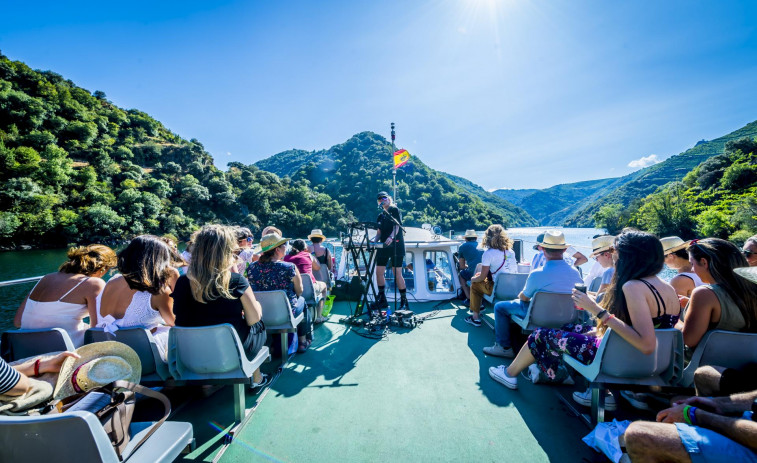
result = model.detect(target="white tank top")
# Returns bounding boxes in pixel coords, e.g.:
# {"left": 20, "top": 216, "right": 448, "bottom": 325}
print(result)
{"left": 21, "top": 277, "right": 90, "bottom": 347}
{"left": 678, "top": 271, "right": 704, "bottom": 288}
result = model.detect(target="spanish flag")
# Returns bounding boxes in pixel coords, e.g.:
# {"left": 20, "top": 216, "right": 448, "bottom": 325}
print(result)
{"left": 393, "top": 149, "right": 410, "bottom": 168}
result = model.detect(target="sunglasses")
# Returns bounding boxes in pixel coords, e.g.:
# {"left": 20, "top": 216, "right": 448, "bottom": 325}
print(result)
{"left": 744, "top": 250, "right": 755, "bottom": 258}
{"left": 246, "top": 237, "right": 253, "bottom": 243}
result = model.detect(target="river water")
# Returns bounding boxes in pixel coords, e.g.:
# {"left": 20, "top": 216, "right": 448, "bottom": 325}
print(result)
{"left": 0, "top": 227, "right": 674, "bottom": 332}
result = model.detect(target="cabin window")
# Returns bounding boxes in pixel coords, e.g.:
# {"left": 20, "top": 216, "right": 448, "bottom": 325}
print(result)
{"left": 424, "top": 251, "right": 454, "bottom": 293}
{"left": 383, "top": 252, "right": 415, "bottom": 293}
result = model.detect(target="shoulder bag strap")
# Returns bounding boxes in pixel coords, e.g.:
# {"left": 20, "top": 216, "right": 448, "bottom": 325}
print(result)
{"left": 114, "top": 380, "right": 171, "bottom": 460}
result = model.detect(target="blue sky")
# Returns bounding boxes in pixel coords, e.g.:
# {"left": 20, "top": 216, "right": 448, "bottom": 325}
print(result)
{"left": 2, "top": 0, "right": 756, "bottom": 189}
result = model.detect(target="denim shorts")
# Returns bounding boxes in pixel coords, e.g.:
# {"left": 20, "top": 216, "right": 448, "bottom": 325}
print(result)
{"left": 675, "top": 423, "right": 757, "bottom": 463}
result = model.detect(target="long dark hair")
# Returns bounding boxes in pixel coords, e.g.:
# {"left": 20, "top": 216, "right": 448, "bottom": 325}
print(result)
{"left": 118, "top": 235, "right": 184, "bottom": 295}
{"left": 599, "top": 229, "right": 664, "bottom": 333}
{"left": 688, "top": 238, "right": 757, "bottom": 331}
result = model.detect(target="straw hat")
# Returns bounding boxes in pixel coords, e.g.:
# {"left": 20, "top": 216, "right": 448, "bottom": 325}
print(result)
{"left": 463, "top": 229, "right": 478, "bottom": 239}
{"left": 660, "top": 236, "right": 691, "bottom": 255}
{"left": 590, "top": 235, "right": 615, "bottom": 257}
{"left": 735, "top": 266, "right": 757, "bottom": 285}
{"left": 260, "top": 233, "right": 290, "bottom": 253}
{"left": 53, "top": 341, "right": 141, "bottom": 400}
{"left": 308, "top": 229, "right": 326, "bottom": 241}
{"left": 538, "top": 230, "right": 569, "bottom": 250}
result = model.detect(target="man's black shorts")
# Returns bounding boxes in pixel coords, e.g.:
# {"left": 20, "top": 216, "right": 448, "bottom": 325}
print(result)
{"left": 375, "top": 243, "right": 405, "bottom": 267}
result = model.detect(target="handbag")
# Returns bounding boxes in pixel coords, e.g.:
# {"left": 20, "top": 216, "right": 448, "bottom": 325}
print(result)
{"left": 47, "top": 380, "right": 170, "bottom": 460}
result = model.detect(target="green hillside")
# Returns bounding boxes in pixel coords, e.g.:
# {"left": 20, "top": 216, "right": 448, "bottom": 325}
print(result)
{"left": 564, "top": 120, "right": 757, "bottom": 226}
{"left": 493, "top": 177, "right": 623, "bottom": 225}
{"left": 255, "top": 132, "right": 538, "bottom": 230}
{"left": 0, "top": 52, "right": 352, "bottom": 248}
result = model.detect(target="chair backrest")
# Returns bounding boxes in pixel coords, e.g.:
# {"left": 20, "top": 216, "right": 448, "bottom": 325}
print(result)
{"left": 493, "top": 273, "right": 528, "bottom": 301}
{"left": 528, "top": 292, "right": 577, "bottom": 328}
{"left": 255, "top": 290, "right": 297, "bottom": 328}
{"left": 0, "top": 328, "right": 76, "bottom": 362}
{"left": 680, "top": 330, "right": 757, "bottom": 386}
{"left": 0, "top": 411, "right": 118, "bottom": 462}
{"left": 84, "top": 327, "right": 168, "bottom": 380}
{"left": 301, "top": 276, "right": 317, "bottom": 303}
{"left": 588, "top": 276, "right": 602, "bottom": 293}
{"left": 167, "top": 324, "right": 250, "bottom": 380}
{"left": 600, "top": 329, "right": 683, "bottom": 381}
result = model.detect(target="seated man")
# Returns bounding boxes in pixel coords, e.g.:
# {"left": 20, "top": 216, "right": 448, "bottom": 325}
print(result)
{"left": 457, "top": 230, "right": 483, "bottom": 303}
{"left": 483, "top": 230, "right": 582, "bottom": 357}
{"left": 625, "top": 388, "right": 757, "bottom": 462}
{"left": 694, "top": 363, "right": 757, "bottom": 397}
{"left": 588, "top": 235, "right": 615, "bottom": 297}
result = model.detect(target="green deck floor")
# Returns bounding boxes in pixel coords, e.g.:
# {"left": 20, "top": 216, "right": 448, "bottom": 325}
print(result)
{"left": 207, "top": 300, "right": 597, "bottom": 463}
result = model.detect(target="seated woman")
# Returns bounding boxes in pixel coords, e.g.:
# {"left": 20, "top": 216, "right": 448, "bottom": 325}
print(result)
{"left": 464, "top": 224, "right": 517, "bottom": 327}
{"left": 247, "top": 233, "right": 311, "bottom": 353}
{"left": 307, "top": 229, "right": 333, "bottom": 288}
{"left": 97, "top": 235, "right": 183, "bottom": 360}
{"left": 285, "top": 239, "right": 328, "bottom": 322}
{"left": 14, "top": 244, "right": 117, "bottom": 347}
{"left": 678, "top": 238, "right": 757, "bottom": 349}
{"left": 488, "top": 229, "right": 680, "bottom": 397}
{"left": 171, "top": 225, "right": 268, "bottom": 387}
{"left": 660, "top": 236, "right": 703, "bottom": 308}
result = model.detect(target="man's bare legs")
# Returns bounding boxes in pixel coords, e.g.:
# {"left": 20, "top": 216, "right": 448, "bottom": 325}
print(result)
{"left": 625, "top": 422, "right": 692, "bottom": 463}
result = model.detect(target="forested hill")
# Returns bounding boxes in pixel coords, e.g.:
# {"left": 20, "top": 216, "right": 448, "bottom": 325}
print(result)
{"left": 493, "top": 177, "right": 624, "bottom": 226}
{"left": 563, "top": 120, "right": 757, "bottom": 226}
{"left": 255, "top": 132, "right": 538, "bottom": 230}
{"left": 0, "top": 52, "right": 352, "bottom": 248}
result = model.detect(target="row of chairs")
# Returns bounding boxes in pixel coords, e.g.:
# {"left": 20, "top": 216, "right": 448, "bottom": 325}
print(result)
{"left": 478, "top": 273, "right": 757, "bottom": 424}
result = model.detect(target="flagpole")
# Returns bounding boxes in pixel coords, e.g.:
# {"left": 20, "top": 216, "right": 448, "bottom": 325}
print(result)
{"left": 391, "top": 122, "right": 397, "bottom": 202}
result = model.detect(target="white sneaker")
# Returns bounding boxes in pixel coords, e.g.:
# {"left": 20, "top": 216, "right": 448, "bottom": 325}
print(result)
{"left": 489, "top": 365, "right": 518, "bottom": 389}
{"left": 483, "top": 343, "right": 515, "bottom": 358}
{"left": 572, "top": 388, "right": 617, "bottom": 411}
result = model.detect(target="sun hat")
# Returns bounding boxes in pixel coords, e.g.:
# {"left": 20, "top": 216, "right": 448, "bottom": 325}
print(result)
{"left": 53, "top": 341, "right": 141, "bottom": 400}
{"left": 308, "top": 229, "right": 326, "bottom": 241}
{"left": 590, "top": 235, "right": 615, "bottom": 257}
{"left": 735, "top": 266, "right": 757, "bottom": 285}
{"left": 533, "top": 233, "right": 546, "bottom": 250}
{"left": 260, "top": 233, "right": 290, "bottom": 253}
{"left": 538, "top": 230, "right": 569, "bottom": 250}
{"left": 660, "top": 236, "right": 692, "bottom": 255}
{"left": 463, "top": 229, "right": 478, "bottom": 239}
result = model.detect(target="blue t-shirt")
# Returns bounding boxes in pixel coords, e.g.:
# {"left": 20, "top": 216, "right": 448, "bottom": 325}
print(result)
{"left": 522, "top": 259, "right": 583, "bottom": 299}
{"left": 601, "top": 267, "right": 615, "bottom": 285}
{"left": 458, "top": 241, "right": 483, "bottom": 269}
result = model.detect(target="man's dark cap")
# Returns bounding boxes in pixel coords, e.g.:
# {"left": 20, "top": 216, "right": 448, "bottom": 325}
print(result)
{"left": 377, "top": 191, "right": 389, "bottom": 199}
{"left": 533, "top": 233, "right": 546, "bottom": 250}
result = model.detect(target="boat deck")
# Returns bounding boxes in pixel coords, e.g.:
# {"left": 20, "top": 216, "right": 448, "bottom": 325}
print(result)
{"left": 176, "top": 300, "right": 601, "bottom": 462}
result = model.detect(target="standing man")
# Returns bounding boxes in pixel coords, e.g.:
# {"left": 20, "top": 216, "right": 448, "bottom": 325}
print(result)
{"left": 373, "top": 192, "right": 409, "bottom": 310}
{"left": 458, "top": 230, "right": 484, "bottom": 305}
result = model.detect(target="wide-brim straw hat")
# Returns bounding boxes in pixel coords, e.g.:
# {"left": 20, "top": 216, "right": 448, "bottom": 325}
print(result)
{"left": 463, "top": 229, "right": 478, "bottom": 239}
{"left": 533, "top": 233, "right": 546, "bottom": 250}
{"left": 538, "top": 230, "right": 569, "bottom": 250}
{"left": 308, "top": 229, "right": 326, "bottom": 241}
{"left": 53, "top": 341, "right": 141, "bottom": 400}
{"left": 660, "top": 236, "right": 692, "bottom": 254}
{"left": 735, "top": 266, "right": 757, "bottom": 285}
{"left": 260, "top": 233, "right": 290, "bottom": 253}
{"left": 590, "top": 235, "right": 615, "bottom": 257}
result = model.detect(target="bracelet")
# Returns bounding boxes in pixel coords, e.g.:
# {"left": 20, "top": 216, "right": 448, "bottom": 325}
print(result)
{"left": 689, "top": 406, "right": 698, "bottom": 426}
{"left": 602, "top": 314, "right": 614, "bottom": 325}
{"left": 683, "top": 405, "right": 692, "bottom": 425}
{"left": 33, "top": 358, "right": 41, "bottom": 377}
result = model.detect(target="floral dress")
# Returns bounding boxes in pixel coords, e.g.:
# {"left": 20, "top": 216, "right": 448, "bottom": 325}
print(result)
{"left": 246, "top": 260, "right": 298, "bottom": 310}
{"left": 527, "top": 280, "right": 680, "bottom": 380}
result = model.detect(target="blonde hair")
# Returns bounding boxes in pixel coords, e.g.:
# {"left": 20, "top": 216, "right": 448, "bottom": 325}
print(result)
{"left": 59, "top": 244, "right": 117, "bottom": 275}
{"left": 187, "top": 225, "right": 237, "bottom": 303}
{"left": 481, "top": 225, "right": 513, "bottom": 251}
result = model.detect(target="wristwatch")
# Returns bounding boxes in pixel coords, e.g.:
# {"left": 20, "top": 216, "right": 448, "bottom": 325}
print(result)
{"left": 596, "top": 309, "right": 608, "bottom": 321}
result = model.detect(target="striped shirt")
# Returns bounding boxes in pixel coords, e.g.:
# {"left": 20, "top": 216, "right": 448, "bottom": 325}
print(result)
{"left": 0, "top": 358, "right": 21, "bottom": 394}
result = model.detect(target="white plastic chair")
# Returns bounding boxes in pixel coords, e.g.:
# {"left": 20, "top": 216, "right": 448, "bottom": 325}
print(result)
{"left": 255, "top": 290, "right": 305, "bottom": 365}
{"left": 483, "top": 272, "right": 529, "bottom": 305}
{"left": 167, "top": 324, "right": 270, "bottom": 423}
{"left": 563, "top": 328, "right": 684, "bottom": 424}
{"left": 301, "top": 277, "right": 323, "bottom": 323}
{"left": 1, "top": 328, "right": 75, "bottom": 362}
{"left": 511, "top": 291, "right": 577, "bottom": 330}
{"left": 0, "top": 410, "right": 193, "bottom": 462}
{"left": 84, "top": 327, "right": 170, "bottom": 383}
{"left": 679, "top": 330, "right": 757, "bottom": 387}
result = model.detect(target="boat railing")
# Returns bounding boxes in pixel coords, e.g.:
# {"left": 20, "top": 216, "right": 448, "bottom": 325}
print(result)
{"left": 0, "top": 276, "right": 44, "bottom": 288}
